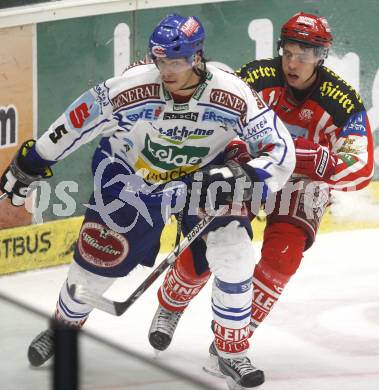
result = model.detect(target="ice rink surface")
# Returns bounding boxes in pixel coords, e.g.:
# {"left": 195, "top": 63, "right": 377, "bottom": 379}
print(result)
{"left": 1, "top": 229, "right": 379, "bottom": 390}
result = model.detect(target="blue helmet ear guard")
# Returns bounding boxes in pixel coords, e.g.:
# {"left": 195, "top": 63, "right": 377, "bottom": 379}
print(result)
{"left": 149, "top": 14, "right": 205, "bottom": 60}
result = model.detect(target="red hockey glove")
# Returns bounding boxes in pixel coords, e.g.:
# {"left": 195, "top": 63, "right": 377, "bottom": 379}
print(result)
{"left": 224, "top": 138, "right": 251, "bottom": 165}
{"left": 294, "top": 137, "right": 336, "bottom": 181}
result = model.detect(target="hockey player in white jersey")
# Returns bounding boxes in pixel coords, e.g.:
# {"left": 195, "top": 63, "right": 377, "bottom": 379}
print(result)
{"left": 0, "top": 13, "right": 294, "bottom": 388}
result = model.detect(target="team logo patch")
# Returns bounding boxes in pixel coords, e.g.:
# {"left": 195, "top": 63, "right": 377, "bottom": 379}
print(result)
{"left": 296, "top": 15, "right": 316, "bottom": 27}
{"left": 78, "top": 222, "right": 129, "bottom": 268}
{"left": 151, "top": 45, "right": 166, "bottom": 58}
{"left": 299, "top": 108, "right": 314, "bottom": 121}
{"left": 180, "top": 17, "right": 200, "bottom": 37}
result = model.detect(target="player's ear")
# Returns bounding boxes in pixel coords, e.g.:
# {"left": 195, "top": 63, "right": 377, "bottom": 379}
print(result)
{"left": 192, "top": 51, "right": 202, "bottom": 66}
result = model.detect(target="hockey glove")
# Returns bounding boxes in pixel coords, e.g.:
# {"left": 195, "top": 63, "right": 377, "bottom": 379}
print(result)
{"left": 0, "top": 139, "right": 53, "bottom": 206}
{"left": 198, "top": 160, "right": 253, "bottom": 211}
{"left": 224, "top": 138, "right": 251, "bottom": 165}
{"left": 294, "top": 137, "right": 336, "bottom": 181}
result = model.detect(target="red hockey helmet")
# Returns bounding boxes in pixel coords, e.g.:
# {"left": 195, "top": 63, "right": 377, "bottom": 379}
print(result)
{"left": 280, "top": 12, "right": 332, "bottom": 48}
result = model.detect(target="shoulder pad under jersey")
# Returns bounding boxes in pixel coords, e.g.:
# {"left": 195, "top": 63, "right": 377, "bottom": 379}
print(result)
{"left": 235, "top": 57, "right": 283, "bottom": 92}
{"left": 122, "top": 61, "right": 157, "bottom": 78}
{"left": 313, "top": 66, "right": 366, "bottom": 128}
{"left": 123, "top": 56, "right": 154, "bottom": 74}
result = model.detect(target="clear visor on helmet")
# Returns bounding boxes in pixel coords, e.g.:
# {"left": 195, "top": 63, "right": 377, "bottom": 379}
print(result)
{"left": 279, "top": 43, "right": 328, "bottom": 63}
{"left": 154, "top": 56, "right": 194, "bottom": 74}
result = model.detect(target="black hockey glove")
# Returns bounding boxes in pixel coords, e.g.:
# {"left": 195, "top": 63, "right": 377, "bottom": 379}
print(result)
{"left": 198, "top": 160, "right": 253, "bottom": 211}
{"left": 0, "top": 139, "right": 53, "bottom": 206}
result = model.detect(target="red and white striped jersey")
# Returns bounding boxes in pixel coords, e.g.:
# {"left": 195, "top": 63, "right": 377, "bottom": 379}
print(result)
{"left": 236, "top": 57, "right": 374, "bottom": 191}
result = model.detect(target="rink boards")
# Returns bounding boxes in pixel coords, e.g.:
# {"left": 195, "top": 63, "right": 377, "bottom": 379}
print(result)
{"left": 1, "top": 182, "right": 378, "bottom": 275}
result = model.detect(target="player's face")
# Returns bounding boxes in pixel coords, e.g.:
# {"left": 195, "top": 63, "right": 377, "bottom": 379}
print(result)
{"left": 281, "top": 42, "right": 320, "bottom": 89}
{"left": 156, "top": 57, "right": 200, "bottom": 94}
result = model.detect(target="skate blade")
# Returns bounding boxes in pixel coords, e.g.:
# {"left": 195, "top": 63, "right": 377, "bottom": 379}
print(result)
{"left": 202, "top": 355, "right": 225, "bottom": 379}
{"left": 225, "top": 375, "right": 265, "bottom": 390}
{"left": 152, "top": 349, "right": 161, "bottom": 359}
{"left": 226, "top": 376, "right": 247, "bottom": 390}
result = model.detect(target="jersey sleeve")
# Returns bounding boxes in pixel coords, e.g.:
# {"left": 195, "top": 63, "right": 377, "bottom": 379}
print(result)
{"left": 327, "top": 109, "right": 374, "bottom": 191}
{"left": 34, "top": 80, "right": 117, "bottom": 162}
{"left": 236, "top": 83, "right": 295, "bottom": 193}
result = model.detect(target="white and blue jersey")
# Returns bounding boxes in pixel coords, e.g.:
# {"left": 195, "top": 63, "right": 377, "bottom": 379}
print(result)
{"left": 29, "top": 62, "right": 295, "bottom": 277}
{"left": 35, "top": 63, "right": 294, "bottom": 194}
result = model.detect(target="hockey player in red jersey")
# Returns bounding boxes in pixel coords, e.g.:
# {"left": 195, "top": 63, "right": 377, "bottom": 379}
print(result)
{"left": 148, "top": 12, "right": 374, "bottom": 387}
{"left": 234, "top": 11, "right": 373, "bottom": 347}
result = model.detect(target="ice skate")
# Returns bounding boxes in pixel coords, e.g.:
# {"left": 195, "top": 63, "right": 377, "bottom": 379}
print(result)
{"left": 204, "top": 342, "right": 264, "bottom": 389}
{"left": 148, "top": 305, "right": 183, "bottom": 351}
{"left": 27, "top": 329, "right": 54, "bottom": 367}
{"left": 219, "top": 352, "right": 265, "bottom": 389}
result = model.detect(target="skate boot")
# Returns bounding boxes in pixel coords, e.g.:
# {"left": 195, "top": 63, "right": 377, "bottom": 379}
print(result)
{"left": 205, "top": 342, "right": 264, "bottom": 389}
{"left": 219, "top": 353, "right": 265, "bottom": 389}
{"left": 27, "top": 329, "right": 54, "bottom": 367}
{"left": 148, "top": 305, "right": 183, "bottom": 351}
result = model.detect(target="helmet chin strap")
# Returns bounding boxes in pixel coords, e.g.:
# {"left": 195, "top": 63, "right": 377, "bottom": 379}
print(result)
{"left": 179, "top": 61, "right": 207, "bottom": 91}
{"left": 292, "top": 57, "right": 321, "bottom": 86}
{"left": 304, "top": 64, "right": 319, "bottom": 83}
{"left": 179, "top": 83, "right": 201, "bottom": 91}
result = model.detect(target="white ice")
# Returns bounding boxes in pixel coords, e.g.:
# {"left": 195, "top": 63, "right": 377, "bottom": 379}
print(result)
{"left": 1, "top": 229, "right": 379, "bottom": 389}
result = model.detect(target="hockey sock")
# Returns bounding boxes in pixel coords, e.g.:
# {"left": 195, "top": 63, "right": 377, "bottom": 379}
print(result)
{"left": 207, "top": 222, "right": 255, "bottom": 358}
{"left": 158, "top": 248, "right": 210, "bottom": 312}
{"left": 55, "top": 279, "right": 91, "bottom": 328}
{"left": 213, "top": 320, "right": 251, "bottom": 356}
{"left": 55, "top": 261, "right": 116, "bottom": 328}
{"left": 250, "top": 222, "right": 307, "bottom": 334}
{"left": 250, "top": 261, "right": 290, "bottom": 332}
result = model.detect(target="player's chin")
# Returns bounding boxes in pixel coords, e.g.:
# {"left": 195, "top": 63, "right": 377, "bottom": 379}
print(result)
{"left": 163, "top": 80, "right": 179, "bottom": 91}
{"left": 286, "top": 75, "right": 300, "bottom": 87}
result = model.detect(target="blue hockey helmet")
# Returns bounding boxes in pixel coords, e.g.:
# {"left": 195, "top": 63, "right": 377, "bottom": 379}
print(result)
{"left": 149, "top": 14, "right": 205, "bottom": 60}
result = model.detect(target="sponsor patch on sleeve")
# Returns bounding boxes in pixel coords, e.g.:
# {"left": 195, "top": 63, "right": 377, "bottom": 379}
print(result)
{"left": 244, "top": 114, "right": 273, "bottom": 142}
{"left": 340, "top": 111, "right": 367, "bottom": 137}
{"left": 339, "top": 153, "right": 359, "bottom": 167}
{"left": 65, "top": 90, "right": 100, "bottom": 130}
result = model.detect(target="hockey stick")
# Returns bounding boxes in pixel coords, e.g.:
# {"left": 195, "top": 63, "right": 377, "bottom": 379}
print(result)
{"left": 70, "top": 205, "right": 229, "bottom": 316}
{"left": 0, "top": 193, "right": 7, "bottom": 201}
